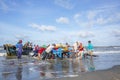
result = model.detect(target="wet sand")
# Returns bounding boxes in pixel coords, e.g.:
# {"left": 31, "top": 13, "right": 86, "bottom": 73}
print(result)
{"left": 0, "top": 53, "right": 120, "bottom": 80}
{"left": 55, "top": 65, "right": 120, "bottom": 80}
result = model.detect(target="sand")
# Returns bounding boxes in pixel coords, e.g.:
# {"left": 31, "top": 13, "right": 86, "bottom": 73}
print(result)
{"left": 53, "top": 65, "right": 120, "bottom": 80}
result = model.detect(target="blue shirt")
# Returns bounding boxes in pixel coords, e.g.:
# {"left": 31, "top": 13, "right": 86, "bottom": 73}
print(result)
{"left": 16, "top": 43, "right": 23, "bottom": 52}
{"left": 87, "top": 43, "right": 94, "bottom": 50}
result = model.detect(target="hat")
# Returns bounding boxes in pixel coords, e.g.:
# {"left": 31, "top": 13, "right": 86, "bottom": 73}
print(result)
{"left": 19, "top": 40, "right": 22, "bottom": 43}
{"left": 42, "top": 45, "right": 47, "bottom": 48}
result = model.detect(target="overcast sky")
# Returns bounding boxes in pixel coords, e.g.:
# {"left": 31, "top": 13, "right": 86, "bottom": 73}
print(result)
{"left": 0, "top": 0, "right": 120, "bottom": 46}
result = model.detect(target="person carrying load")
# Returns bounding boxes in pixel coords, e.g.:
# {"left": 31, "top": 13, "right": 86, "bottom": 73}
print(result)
{"left": 42, "top": 44, "right": 55, "bottom": 60}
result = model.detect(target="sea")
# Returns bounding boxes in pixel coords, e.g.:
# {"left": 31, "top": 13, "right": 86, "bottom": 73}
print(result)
{"left": 0, "top": 46, "right": 120, "bottom": 80}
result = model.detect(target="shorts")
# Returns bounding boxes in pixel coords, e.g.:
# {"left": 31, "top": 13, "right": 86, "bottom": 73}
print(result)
{"left": 88, "top": 50, "right": 93, "bottom": 55}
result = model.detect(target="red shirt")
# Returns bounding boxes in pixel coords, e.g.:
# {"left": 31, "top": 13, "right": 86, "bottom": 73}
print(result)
{"left": 78, "top": 45, "right": 84, "bottom": 51}
{"left": 38, "top": 47, "right": 46, "bottom": 54}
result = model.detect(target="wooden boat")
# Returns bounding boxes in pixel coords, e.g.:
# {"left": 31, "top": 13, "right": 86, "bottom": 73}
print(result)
{"left": 3, "top": 44, "right": 33, "bottom": 56}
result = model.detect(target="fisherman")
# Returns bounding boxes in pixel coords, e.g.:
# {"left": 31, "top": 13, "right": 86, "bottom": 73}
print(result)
{"left": 42, "top": 44, "right": 55, "bottom": 60}
{"left": 73, "top": 41, "right": 80, "bottom": 58}
{"left": 38, "top": 45, "right": 46, "bottom": 60}
{"left": 16, "top": 40, "right": 23, "bottom": 59}
{"left": 78, "top": 42, "right": 85, "bottom": 59}
{"left": 87, "top": 40, "right": 94, "bottom": 58}
{"left": 32, "top": 45, "right": 39, "bottom": 57}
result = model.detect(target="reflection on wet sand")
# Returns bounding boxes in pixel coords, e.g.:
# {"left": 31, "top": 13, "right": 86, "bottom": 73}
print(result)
{"left": 1, "top": 56, "right": 96, "bottom": 80}
{"left": 77, "top": 58, "right": 86, "bottom": 72}
{"left": 39, "top": 57, "right": 95, "bottom": 79}
{"left": 85, "top": 57, "right": 95, "bottom": 72}
{"left": 16, "top": 65, "right": 22, "bottom": 80}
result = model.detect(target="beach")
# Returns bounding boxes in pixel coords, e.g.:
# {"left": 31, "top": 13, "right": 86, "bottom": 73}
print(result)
{"left": 0, "top": 46, "right": 120, "bottom": 80}
{"left": 55, "top": 65, "right": 120, "bottom": 80}
{"left": 0, "top": 0, "right": 120, "bottom": 80}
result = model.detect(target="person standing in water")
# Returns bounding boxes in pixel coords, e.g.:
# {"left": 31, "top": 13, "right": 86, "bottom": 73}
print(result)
{"left": 87, "top": 40, "right": 94, "bottom": 58}
{"left": 78, "top": 42, "right": 84, "bottom": 59}
{"left": 16, "top": 40, "right": 23, "bottom": 59}
{"left": 73, "top": 41, "right": 79, "bottom": 57}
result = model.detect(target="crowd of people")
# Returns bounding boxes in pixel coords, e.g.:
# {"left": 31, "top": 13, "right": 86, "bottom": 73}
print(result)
{"left": 16, "top": 40, "right": 94, "bottom": 60}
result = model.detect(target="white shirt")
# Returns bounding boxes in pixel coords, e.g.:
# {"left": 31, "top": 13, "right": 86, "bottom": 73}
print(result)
{"left": 73, "top": 42, "right": 79, "bottom": 52}
{"left": 45, "top": 45, "right": 54, "bottom": 53}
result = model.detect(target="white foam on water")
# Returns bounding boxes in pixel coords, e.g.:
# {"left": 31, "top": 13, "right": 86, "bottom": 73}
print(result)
{"left": 2, "top": 71, "right": 13, "bottom": 75}
{"left": 0, "top": 48, "right": 3, "bottom": 50}
{"left": 29, "top": 67, "right": 36, "bottom": 71}
{"left": 0, "top": 53, "right": 6, "bottom": 56}
{"left": 40, "top": 61, "right": 51, "bottom": 64}
{"left": 42, "top": 71, "right": 67, "bottom": 74}
{"left": 63, "top": 74, "right": 79, "bottom": 77}
{"left": 55, "top": 74, "right": 79, "bottom": 79}
{"left": 113, "top": 46, "right": 120, "bottom": 49}
{"left": 29, "top": 52, "right": 34, "bottom": 56}
{"left": 94, "top": 51, "right": 120, "bottom": 54}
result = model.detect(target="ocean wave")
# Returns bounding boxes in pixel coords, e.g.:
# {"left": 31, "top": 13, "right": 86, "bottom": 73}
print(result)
{"left": 94, "top": 51, "right": 120, "bottom": 54}
{"left": 0, "top": 47, "right": 4, "bottom": 50}
{"left": 113, "top": 46, "right": 120, "bottom": 49}
{"left": 0, "top": 53, "right": 6, "bottom": 56}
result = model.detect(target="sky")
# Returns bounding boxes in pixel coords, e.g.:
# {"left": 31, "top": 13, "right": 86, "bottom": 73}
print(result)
{"left": 0, "top": 0, "right": 120, "bottom": 46}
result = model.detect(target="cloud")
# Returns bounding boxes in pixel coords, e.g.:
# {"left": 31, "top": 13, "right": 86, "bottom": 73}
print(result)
{"left": 15, "top": 34, "right": 29, "bottom": 40}
{"left": 77, "top": 31, "right": 95, "bottom": 38}
{"left": 95, "top": 3, "right": 120, "bottom": 10}
{"left": 29, "top": 23, "right": 57, "bottom": 32}
{"left": 74, "top": 13, "right": 81, "bottom": 19}
{"left": 56, "top": 17, "right": 69, "bottom": 24}
{"left": 74, "top": 3, "right": 120, "bottom": 27}
{"left": 112, "top": 29, "right": 120, "bottom": 37}
{"left": 74, "top": 9, "right": 120, "bottom": 27}
{"left": 54, "top": 0, "right": 74, "bottom": 9}
{"left": 0, "top": 0, "right": 9, "bottom": 11}
{"left": 0, "top": 0, "right": 21, "bottom": 13}
{"left": 87, "top": 11, "right": 97, "bottom": 20}
{"left": 71, "top": 31, "right": 95, "bottom": 38}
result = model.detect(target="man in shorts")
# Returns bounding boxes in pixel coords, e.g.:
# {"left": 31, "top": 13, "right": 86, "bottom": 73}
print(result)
{"left": 87, "top": 40, "right": 94, "bottom": 58}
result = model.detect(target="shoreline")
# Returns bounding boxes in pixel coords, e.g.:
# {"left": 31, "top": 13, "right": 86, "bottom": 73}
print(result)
{"left": 54, "top": 65, "right": 120, "bottom": 80}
